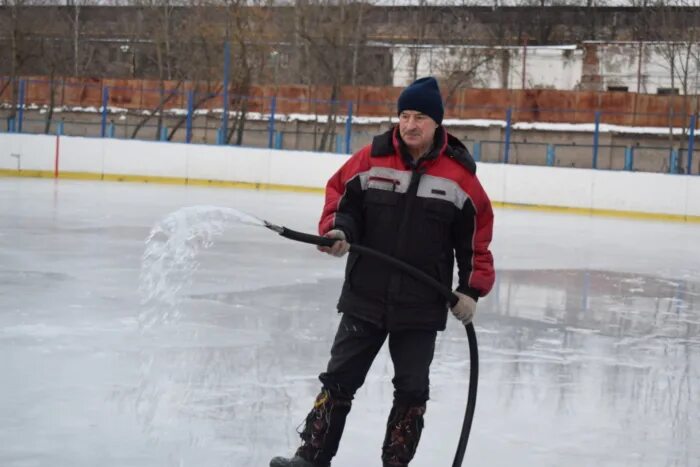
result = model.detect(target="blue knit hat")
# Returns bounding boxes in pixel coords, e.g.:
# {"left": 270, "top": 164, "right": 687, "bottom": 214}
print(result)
{"left": 397, "top": 77, "right": 444, "bottom": 125}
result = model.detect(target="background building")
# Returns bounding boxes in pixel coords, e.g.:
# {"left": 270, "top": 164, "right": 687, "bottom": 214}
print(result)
{"left": 392, "top": 42, "right": 700, "bottom": 96}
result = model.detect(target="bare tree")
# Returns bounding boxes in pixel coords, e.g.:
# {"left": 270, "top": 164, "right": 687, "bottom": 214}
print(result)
{"left": 349, "top": 1, "right": 366, "bottom": 87}
{"left": 290, "top": 0, "right": 373, "bottom": 151}
{"left": 39, "top": 34, "right": 63, "bottom": 133}
{"left": 219, "top": 0, "right": 274, "bottom": 145}
{"left": 127, "top": 0, "right": 181, "bottom": 139}
{"left": 2, "top": 0, "right": 29, "bottom": 122}
{"left": 406, "top": 0, "right": 430, "bottom": 82}
{"left": 651, "top": 0, "right": 700, "bottom": 172}
{"left": 62, "top": 0, "right": 93, "bottom": 76}
{"left": 223, "top": 1, "right": 247, "bottom": 145}
{"left": 439, "top": 47, "right": 500, "bottom": 102}
{"left": 130, "top": 80, "right": 182, "bottom": 139}
{"left": 163, "top": 0, "right": 223, "bottom": 141}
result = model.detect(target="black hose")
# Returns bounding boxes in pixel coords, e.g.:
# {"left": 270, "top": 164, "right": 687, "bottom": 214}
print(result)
{"left": 452, "top": 322, "right": 478, "bottom": 467}
{"left": 265, "top": 222, "right": 478, "bottom": 466}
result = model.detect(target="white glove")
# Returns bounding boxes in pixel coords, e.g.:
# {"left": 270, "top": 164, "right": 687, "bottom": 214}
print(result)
{"left": 451, "top": 291, "right": 477, "bottom": 325}
{"left": 318, "top": 229, "right": 350, "bottom": 257}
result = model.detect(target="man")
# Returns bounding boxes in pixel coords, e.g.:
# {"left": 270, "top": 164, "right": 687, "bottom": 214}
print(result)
{"left": 271, "top": 77, "right": 495, "bottom": 467}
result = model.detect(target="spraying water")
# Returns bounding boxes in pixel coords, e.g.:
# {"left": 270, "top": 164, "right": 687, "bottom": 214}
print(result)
{"left": 139, "top": 205, "right": 265, "bottom": 329}
{"left": 134, "top": 205, "right": 267, "bottom": 463}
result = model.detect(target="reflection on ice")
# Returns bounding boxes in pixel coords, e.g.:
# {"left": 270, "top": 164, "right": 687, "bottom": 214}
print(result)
{"left": 468, "top": 269, "right": 699, "bottom": 467}
{"left": 481, "top": 269, "right": 700, "bottom": 339}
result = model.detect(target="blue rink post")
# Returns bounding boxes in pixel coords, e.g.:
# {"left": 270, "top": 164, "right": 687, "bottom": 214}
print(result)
{"left": 687, "top": 114, "right": 696, "bottom": 175}
{"left": 100, "top": 86, "right": 109, "bottom": 138}
{"left": 345, "top": 101, "right": 353, "bottom": 154}
{"left": 268, "top": 95, "right": 277, "bottom": 149}
{"left": 503, "top": 107, "right": 512, "bottom": 164}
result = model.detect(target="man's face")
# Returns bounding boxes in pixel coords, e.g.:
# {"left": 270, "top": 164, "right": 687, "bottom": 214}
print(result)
{"left": 398, "top": 110, "right": 438, "bottom": 154}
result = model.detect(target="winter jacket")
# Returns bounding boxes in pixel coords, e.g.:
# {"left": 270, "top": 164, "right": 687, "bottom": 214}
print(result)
{"left": 318, "top": 126, "right": 495, "bottom": 331}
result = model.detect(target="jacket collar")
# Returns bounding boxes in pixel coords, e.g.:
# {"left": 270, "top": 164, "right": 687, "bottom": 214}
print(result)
{"left": 370, "top": 126, "right": 476, "bottom": 174}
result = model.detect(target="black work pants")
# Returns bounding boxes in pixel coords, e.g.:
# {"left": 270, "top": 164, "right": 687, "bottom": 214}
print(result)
{"left": 319, "top": 313, "right": 437, "bottom": 405}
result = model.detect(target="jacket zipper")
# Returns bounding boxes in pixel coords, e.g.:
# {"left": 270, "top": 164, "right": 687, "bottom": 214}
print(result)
{"left": 387, "top": 169, "right": 423, "bottom": 301}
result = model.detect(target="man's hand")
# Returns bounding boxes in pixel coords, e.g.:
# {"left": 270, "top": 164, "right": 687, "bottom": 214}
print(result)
{"left": 317, "top": 229, "right": 350, "bottom": 257}
{"left": 450, "top": 291, "right": 477, "bottom": 325}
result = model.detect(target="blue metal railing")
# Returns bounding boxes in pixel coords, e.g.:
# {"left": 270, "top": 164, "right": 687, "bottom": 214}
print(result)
{"left": 461, "top": 138, "right": 698, "bottom": 174}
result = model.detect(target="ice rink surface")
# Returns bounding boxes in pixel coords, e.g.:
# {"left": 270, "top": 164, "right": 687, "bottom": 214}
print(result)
{"left": 1, "top": 177, "right": 699, "bottom": 467}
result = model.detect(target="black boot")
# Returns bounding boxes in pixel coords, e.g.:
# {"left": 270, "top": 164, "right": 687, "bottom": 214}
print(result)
{"left": 381, "top": 403, "right": 426, "bottom": 467}
{"left": 270, "top": 389, "right": 351, "bottom": 467}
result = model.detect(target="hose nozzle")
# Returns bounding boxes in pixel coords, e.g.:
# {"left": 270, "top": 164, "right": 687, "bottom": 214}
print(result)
{"left": 264, "top": 220, "right": 284, "bottom": 234}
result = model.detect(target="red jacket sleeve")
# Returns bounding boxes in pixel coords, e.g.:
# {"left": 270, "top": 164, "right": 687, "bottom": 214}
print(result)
{"left": 455, "top": 174, "right": 495, "bottom": 299}
{"left": 318, "top": 146, "right": 370, "bottom": 242}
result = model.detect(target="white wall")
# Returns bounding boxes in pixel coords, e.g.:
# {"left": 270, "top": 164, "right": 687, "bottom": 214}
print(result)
{"left": 596, "top": 42, "right": 700, "bottom": 94}
{"left": 514, "top": 47, "right": 583, "bottom": 91}
{"left": 0, "top": 134, "right": 56, "bottom": 172}
{"left": 392, "top": 42, "right": 700, "bottom": 94}
{"left": 1, "top": 133, "right": 698, "bottom": 220}
{"left": 59, "top": 136, "right": 104, "bottom": 174}
{"left": 392, "top": 45, "right": 583, "bottom": 90}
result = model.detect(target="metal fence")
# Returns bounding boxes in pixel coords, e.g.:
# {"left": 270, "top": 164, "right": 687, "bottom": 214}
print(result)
{"left": 465, "top": 139, "right": 698, "bottom": 174}
{"left": 1, "top": 76, "right": 699, "bottom": 175}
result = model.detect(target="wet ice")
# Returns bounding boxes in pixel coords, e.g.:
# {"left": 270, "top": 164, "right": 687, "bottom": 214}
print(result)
{"left": 0, "top": 177, "right": 698, "bottom": 467}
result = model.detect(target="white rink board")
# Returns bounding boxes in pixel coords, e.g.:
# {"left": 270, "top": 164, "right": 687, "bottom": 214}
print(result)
{"left": 59, "top": 136, "right": 105, "bottom": 175}
{"left": 0, "top": 134, "right": 55, "bottom": 172}
{"left": 501, "top": 164, "right": 594, "bottom": 210}
{"left": 102, "top": 139, "right": 189, "bottom": 178}
{"left": 189, "top": 145, "right": 272, "bottom": 185}
{"left": 0, "top": 132, "right": 699, "bottom": 218}
{"left": 591, "top": 170, "right": 687, "bottom": 216}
